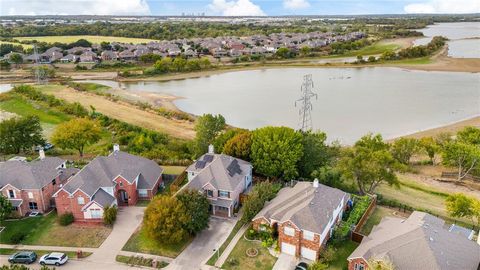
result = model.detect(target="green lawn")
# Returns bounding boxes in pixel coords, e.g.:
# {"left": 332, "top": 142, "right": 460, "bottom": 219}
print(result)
{"left": 14, "top": 35, "right": 156, "bottom": 44}
{"left": 0, "top": 212, "right": 111, "bottom": 248}
{"left": 341, "top": 43, "right": 401, "bottom": 57}
{"left": 122, "top": 226, "right": 192, "bottom": 258}
{"left": 0, "top": 248, "right": 92, "bottom": 259}
{"left": 162, "top": 166, "right": 186, "bottom": 175}
{"left": 206, "top": 220, "right": 245, "bottom": 266}
{"left": 328, "top": 241, "right": 359, "bottom": 270}
{"left": 0, "top": 40, "right": 33, "bottom": 49}
{"left": 221, "top": 231, "right": 277, "bottom": 270}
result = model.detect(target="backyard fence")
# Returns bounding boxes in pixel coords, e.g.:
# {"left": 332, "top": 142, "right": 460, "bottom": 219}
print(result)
{"left": 351, "top": 195, "right": 377, "bottom": 243}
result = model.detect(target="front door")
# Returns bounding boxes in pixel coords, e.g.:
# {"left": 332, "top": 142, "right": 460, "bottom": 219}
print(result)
{"left": 118, "top": 189, "right": 128, "bottom": 205}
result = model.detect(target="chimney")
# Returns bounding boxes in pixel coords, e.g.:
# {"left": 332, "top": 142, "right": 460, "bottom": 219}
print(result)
{"left": 113, "top": 144, "right": 120, "bottom": 152}
{"left": 208, "top": 144, "right": 214, "bottom": 154}
{"left": 39, "top": 148, "right": 45, "bottom": 160}
{"left": 313, "top": 178, "right": 319, "bottom": 188}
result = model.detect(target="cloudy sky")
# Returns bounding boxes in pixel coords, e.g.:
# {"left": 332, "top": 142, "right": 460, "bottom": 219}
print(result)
{"left": 1, "top": 0, "right": 479, "bottom": 16}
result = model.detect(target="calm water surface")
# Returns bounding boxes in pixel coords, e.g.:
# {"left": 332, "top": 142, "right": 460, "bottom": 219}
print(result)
{"left": 85, "top": 67, "right": 480, "bottom": 144}
{"left": 414, "top": 22, "right": 480, "bottom": 58}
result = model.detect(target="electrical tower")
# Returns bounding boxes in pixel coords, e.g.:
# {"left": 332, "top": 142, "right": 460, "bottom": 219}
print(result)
{"left": 295, "top": 74, "right": 318, "bottom": 132}
{"left": 33, "top": 44, "right": 46, "bottom": 84}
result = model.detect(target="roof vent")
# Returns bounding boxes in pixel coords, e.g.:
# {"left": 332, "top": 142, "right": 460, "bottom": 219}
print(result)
{"left": 113, "top": 144, "right": 120, "bottom": 152}
{"left": 39, "top": 148, "right": 45, "bottom": 160}
{"left": 313, "top": 178, "right": 319, "bottom": 188}
{"left": 208, "top": 144, "right": 214, "bottom": 154}
{"left": 429, "top": 237, "right": 434, "bottom": 242}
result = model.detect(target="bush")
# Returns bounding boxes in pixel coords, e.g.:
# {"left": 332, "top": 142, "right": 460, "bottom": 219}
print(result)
{"left": 227, "top": 257, "right": 239, "bottom": 266}
{"left": 58, "top": 212, "right": 74, "bottom": 226}
{"left": 320, "top": 246, "right": 337, "bottom": 263}
{"left": 9, "top": 231, "right": 27, "bottom": 244}
{"left": 103, "top": 206, "right": 117, "bottom": 226}
{"left": 334, "top": 195, "right": 371, "bottom": 241}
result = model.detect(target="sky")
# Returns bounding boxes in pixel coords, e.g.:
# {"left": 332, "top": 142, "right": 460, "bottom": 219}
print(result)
{"left": 0, "top": 0, "right": 479, "bottom": 16}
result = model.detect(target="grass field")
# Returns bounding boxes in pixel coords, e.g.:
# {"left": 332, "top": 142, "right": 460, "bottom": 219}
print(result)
{"left": 162, "top": 166, "right": 186, "bottom": 175}
{"left": 122, "top": 226, "right": 192, "bottom": 258}
{"left": 14, "top": 35, "right": 156, "bottom": 44}
{"left": 328, "top": 241, "right": 359, "bottom": 270}
{"left": 341, "top": 43, "right": 401, "bottom": 57}
{"left": 0, "top": 41, "right": 33, "bottom": 49}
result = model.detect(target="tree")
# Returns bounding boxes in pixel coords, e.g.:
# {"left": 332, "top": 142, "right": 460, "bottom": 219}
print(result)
{"left": 298, "top": 130, "right": 330, "bottom": 178}
{"left": 143, "top": 195, "right": 190, "bottom": 244}
{"left": 213, "top": 129, "right": 243, "bottom": 154}
{"left": 9, "top": 53, "right": 23, "bottom": 67}
{"left": 103, "top": 205, "right": 117, "bottom": 226}
{"left": 31, "top": 65, "right": 55, "bottom": 79}
{"left": 139, "top": 53, "right": 162, "bottom": 63}
{"left": 194, "top": 114, "right": 226, "bottom": 156}
{"left": 251, "top": 127, "right": 303, "bottom": 180}
{"left": 275, "top": 47, "right": 290, "bottom": 59}
{"left": 338, "top": 134, "right": 400, "bottom": 195}
{"left": 241, "top": 181, "right": 281, "bottom": 223}
{"left": 177, "top": 189, "right": 210, "bottom": 234}
{"left": 308, "top": 261, "right": 329, "bottom": 270}
{"left": 442, "top": 141, "right": 479, "bottom": 181}
{"left": 367, "top": 258, "right": 395, "bottom": 270}
{"left": 390, "top": 137, "right": 420, "bottom": 165}
{"left": 420, "top": 137, "right": 439, "bottom": 164}
{"left": 154, "top": 57, "right": 173, "bottom": 73}
{"left": 223, "top": 131, "right": 253, "bottom": 161}
{"left": 0, "top": 195, "right": 12, "bottom": 222}
{"left": 457, "top": 126, "right": 480, "bottom": 145}
{"left": 0, "top": 116, "right": 44, "bottom": 154}
{"left": 51, "top": 118, "right": 102, "bottom": 157}
{"left": 446, "top": 193, "right": 479, "bottom": 226}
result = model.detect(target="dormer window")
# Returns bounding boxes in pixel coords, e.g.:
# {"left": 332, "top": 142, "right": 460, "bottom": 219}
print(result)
{"left": 205, "top": 190, "right": 213, "bottom": 197}
{"left": 119, "top": 182, "right": 123, "bottom": 187}
{"left": 218, "top": 190, "right": 230, "bottom": 198}
{"left": 8, "top": 190, "right": 15, "bottom": 199}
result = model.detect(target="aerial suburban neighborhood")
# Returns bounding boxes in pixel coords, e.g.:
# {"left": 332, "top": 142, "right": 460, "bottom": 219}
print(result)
{"left": 0, "top": 2, "right": 480, "bottom": 270}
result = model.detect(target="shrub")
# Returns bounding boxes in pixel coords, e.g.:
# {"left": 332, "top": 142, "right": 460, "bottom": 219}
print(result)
{"left": 58, "top": 212, "right": 74, "bottom": 226}
{"left": 227, "top": 258, "right": 239, "bottom": 266}
{"left": 320, "top": 246, "right": 337, "bottom": 263}
{"left": 334, "top": 195, "right": 371, "bottom": 240}
{"left": 9, "top": 231, "right": 27, "bottom": 244}
{"left": 103, "top": 206, "right": 118, "bottom": 226}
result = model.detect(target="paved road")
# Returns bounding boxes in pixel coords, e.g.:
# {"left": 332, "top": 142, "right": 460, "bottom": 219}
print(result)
{"left": 0, "top": 255, "right": 139, "bottom": 269}
{"left": 166, "top": 217, "right": 237, "bottom": 270}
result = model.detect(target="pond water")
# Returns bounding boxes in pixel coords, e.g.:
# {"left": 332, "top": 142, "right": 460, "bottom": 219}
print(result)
{"left": 0, "top": 84, "right": 12, "bottom": 93}
{"left": 414, "top": 22, "right": 480, "bottom": 58}
{"left": 82, "top": 67, "right": 480, "bottom": 144}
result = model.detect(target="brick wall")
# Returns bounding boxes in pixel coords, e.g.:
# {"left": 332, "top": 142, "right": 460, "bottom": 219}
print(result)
{"left": 348, "top": 258, "right": 368, "bottom": 270}
{"left": 55, "top": 189, "right": 91, "bottom": 220}
{"left": 278, "top": 221, "right": 302, "bottom": 257}
{"left": 114, "top": 176, "right": 138, "bottom": 206}
{"left": 252, "top": 217, "right": 270, "bottom": 231}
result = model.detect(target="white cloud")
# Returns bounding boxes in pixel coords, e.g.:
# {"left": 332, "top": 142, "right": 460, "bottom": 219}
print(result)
{"left": 1, "top": 0, "right": 151, "bottom": 16}
{"left": 208, "top": 0, "right": 266, "bottom": 16}
{"left": 283, "top": 0, "right": 310, "bottom": 10}
{"left": 404, "top": 0, "right": 480, "bottom": 13}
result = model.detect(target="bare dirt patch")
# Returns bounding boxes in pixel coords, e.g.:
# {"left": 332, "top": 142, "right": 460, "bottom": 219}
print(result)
{"left": 401, "top": 116, "right": 480, "bottom": 140}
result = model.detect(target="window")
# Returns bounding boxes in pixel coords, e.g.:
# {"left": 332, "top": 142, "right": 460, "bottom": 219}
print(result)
{"left": 119, "top": 182, "right": 123, "bottom": 187}
{"left": 90, "top": 209, "right": 102, "bottom": 219}
{"left": 354, "top": 263, "right": 365, "bottom": 270}
{"left": 284, "top": 226, "right": 295, "bottom": 236}
{"left": 28, "top": 202, "right": 38, "bottom": 210}
{"left": 138, "top": 189, "right": 148, "bottom": 197}
{"left": 218, "top": 190, "right": 230, "bottom": 198}
{"left": 8, "top": 190, "right": 15, "bottom": 199}
{"left": 206, "top": 190, "right": 213, "bottom": 197}
{"left": 77, "top": 196, "right": 85, "bottom": 205}
{"left": 28, "top": 192, "right": 34, "bottom": 199}
{"left": 52, "top": 179, "right": 56, "bottom": 185}
{"left": 303, "top": 230, "right": 315, "bottom": 241}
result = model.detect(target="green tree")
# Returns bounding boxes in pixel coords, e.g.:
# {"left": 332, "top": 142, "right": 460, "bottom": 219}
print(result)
{"left": 194, "top": 114, "right": 226, "bottom": 156}
{"left": 442, "top": 141, "right": 479, "bottom": 181}
{"left": 390, "top": 137, "right": 420, "bottom": 165}
{"left": 154, "top": 57, "right": 173, "bottom": 73}
{"left": 275, "top": 47, "right": 290, "bottom": 59}
{"left": 298, "top": 130, "right": 330, "bottom": 178}
{"left": 300, "top": 46, "right": 311, "bottom": 56}
{"left": 367, "top": 258, "right": 395, "bottom": 270}
{"left": 446, "top": 193, "right": 478, "bottom": 226}
{"left": 213, "top": 129, "right": 243, "bottom": 154}
{"left": 103, "top": 205, "right": 117, "bottom": 226}
{"left": 172, "top": 57, "right": 187, "bottom": 72}
{"left": 241, "top": 181, "right": 281, "bottom": 223}
{"left": 31, "top": 65, "right": 55, "bottom": 79}
{"left": 139, "top": 53, "right": 162, "bottom": 63}
{"left": 308, "top": 261, "right": 329, "bottom": 270}
{"left": 457, "top": 126, "right": 480, "bottom": 145}
{"left": 143, "top": 195, "right": 190, "bottom": 244}
{"left": 223, "top": 131, "right": 253, "bottom": 161}
{"left": 0, "top": 195, "right": 12, "bottom": 222}
{"left": 338, "top": 134, "right": 400, "bottom": 195}
{"left": 9, "top": 53, "right": 23, "bottom": 67}
{"left": 177, "top": 189, "right": 210, "bottom": 234}
{"left": 420, "top": 137, "right": 439, "bottom": 164}
{"left": 51, "top": 118, "right": 102, "bottom": 157}
{"left": 251, "top": 126, "right": 303, "bottom": 180}
{"left": 0, "top": 116, "right": 44, "bottom": 154}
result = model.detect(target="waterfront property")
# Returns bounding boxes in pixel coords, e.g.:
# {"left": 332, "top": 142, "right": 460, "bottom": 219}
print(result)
{"left": 53, "top": 145, "right": 163, "bottom": 222}
{"left": 347, "top": 211, "right": 480, "bottom": 270}
{"left": 0, "top": 150, "right": 77, "bottom": 216}
{"left": 184, "top": 145, "right": 252, "bottom": 218}
{"left": 252, "top": 180, "right": 350, "bottom": 261}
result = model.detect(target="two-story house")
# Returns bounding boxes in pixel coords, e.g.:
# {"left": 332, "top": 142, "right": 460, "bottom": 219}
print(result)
{"left": 184, "top": 146, "right": 252, "bottom": 218}
{"left": 53, "top": 145, "right": 163, "bottom": 222}
{"left": 252, "top": 180, "right": 350, "bottom": 261}
{"left": 0, "top": 151, "right": 77, "bottom": 216}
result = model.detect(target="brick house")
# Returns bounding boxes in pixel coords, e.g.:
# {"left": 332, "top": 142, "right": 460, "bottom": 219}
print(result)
{"left": 347, "top": 211, "right": 480, "bottom": 270}
{"left": 183, "top": 145, "right": 252, "bottom": 218}
{"left": 53, "top": 146, "right": 163, "bottom": 222}
{"left": 252, "top": 180, "right": 350, "bottom": 261}
{"left": 0, "top": 151, "right": 77, "bottom": 217}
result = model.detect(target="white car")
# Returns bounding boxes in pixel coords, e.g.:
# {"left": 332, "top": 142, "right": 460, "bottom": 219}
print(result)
{"left": 39, "top": 252, "right": 68, "bottom": 266}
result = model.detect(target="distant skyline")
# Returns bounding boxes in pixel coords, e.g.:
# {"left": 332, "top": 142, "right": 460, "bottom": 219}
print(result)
{"left": 0, "top": 0, "right": 479, "bottom": 16}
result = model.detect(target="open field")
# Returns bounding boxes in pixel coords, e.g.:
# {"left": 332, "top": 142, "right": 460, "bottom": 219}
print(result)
{"left": 14, "top": 35, "right": 156, "bottom": 44}
{"left": 0, "top": 41, "right": 33, "bottom": 49}
{"left": 329, "top": 241, "right": 359, "bottom": 270}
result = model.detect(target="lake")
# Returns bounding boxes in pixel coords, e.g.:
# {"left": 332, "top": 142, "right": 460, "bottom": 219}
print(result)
{"left": 84, "top": 67, "right": 480, "bottom": 144}
{"left": 415, "top": 22, "right": 480, "bottom": 58}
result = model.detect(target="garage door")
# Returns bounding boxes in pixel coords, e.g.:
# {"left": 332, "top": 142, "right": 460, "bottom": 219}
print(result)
{"left": 281, "top": 242, "right": 296, "bottom": 256}
{"left": 301, "top": 247, "right": 317, "bottom": 261}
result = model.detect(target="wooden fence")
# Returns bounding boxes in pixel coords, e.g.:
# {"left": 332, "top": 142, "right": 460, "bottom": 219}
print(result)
{"left": 351, "top": 195, "right": 377, "bottom": 243}
{"left": 441, "top": 172, "right": 480, "bottom": 182}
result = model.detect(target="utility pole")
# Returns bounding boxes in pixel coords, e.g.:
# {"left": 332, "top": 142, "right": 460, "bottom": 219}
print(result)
{"left": 295, "top": 74, "right": 318, "bottom": 132}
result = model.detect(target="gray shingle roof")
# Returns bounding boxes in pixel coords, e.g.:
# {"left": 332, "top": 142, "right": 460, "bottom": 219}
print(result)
{"left": 62, "top": 151, "right": 162, "bottom": 197}
{"left": 348, "top": 211, "right": 480, "bottom": 270}
{"left": 186, "top": 154, "right": 251, "bottom": 192}
{"left": 254, "top": 181, "right": 349, "bottom": 235}
{"left": 0, "top": 157, "right": 65, "bottom": 190}
{"left": 91, "top": 188, "right": 116, "bottom": 208}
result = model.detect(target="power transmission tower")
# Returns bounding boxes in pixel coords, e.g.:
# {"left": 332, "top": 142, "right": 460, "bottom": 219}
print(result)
{"left": 295, "top": 74, "right": 318, "bottom": 132}
{"left": 33, "top": 44, "right": 41, "bottom": 84}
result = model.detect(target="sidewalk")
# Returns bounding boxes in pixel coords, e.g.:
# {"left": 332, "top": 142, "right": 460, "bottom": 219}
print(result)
{"left": 0, "top": 244, "right": 97, "bottom": 253}
{"left": 214, "top": 223, "right": 249, "bottom": 268}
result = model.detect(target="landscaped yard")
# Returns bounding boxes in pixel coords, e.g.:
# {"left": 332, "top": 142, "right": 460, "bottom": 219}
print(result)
{"left": 221, "top": 231, "right": 277, "bottom": 270}
{"left": 328, "top": 241, "right": 359, "bottom": 270}
{"left": 0, "top": 212, "right": 111, "bottom": 247}
{"left": 122, "top": 226, "right": 192, "bottom": 258}
{"left": 359, "top": 206, "right": 409, "bottom": 235}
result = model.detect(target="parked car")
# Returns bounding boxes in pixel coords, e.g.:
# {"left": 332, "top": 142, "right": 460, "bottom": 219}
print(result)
{"left": 35, "top": 143, "right": 54, "bottom": 151}
{"left": 295, "top": 262, "right": 308, "bottom": 270}
{"left": 8, "top": 251, "right": 37, "bottom": 264}
{"left": 39, "top": 252, "right": 68, "bottom": 266}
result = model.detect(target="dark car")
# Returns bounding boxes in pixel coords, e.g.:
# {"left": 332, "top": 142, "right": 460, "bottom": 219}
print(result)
{"left": 295, "top": 262, "right": 309, "bottom": 270}
{"left": 8, "top": 251, "right": 37, "bottom": 264}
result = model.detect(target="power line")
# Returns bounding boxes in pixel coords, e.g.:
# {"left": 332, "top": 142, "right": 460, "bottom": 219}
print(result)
{"left": 295, "top": 74, "right": 318, "bottom": 132}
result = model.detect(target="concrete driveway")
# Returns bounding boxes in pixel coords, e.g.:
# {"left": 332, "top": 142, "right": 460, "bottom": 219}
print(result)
{"left": 272, "top": 253, "right": 299, "bottom": 270}
{"left": 166, "top": 217, "right": 237, "bottom": 270}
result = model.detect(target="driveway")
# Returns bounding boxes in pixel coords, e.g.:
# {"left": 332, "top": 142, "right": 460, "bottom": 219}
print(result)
{"left": 272, "top": 253, "right": 298, "bottom": 270}
{"left": 166, "top": 217, "right": 237, "bottom": 270}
